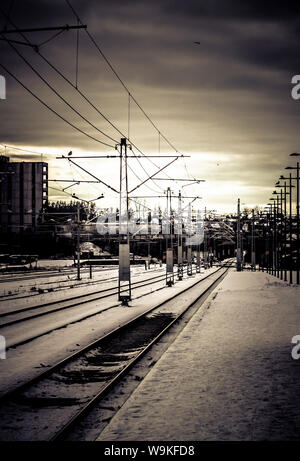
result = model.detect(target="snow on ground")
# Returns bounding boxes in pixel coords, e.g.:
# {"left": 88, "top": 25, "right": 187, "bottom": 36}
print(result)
{"left": 97, "top": 270, "right": 300, "bottom": 441}
{"left": 0, "top": 264, "right": 152, "bottom": 299}
{"left": 0, "top": 265, "right": 162, "bottom": 313}
{"left": 0, "top": 266, "right": 218, "bottom": 396}
{"left": 0, "top": 269, "right": 166, "bottom": 348}
{"left": 36, "top": 259, "right": 75, "bottom": 268}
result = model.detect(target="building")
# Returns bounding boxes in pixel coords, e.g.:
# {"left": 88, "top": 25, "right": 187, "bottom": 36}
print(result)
{"left": 0, "top": 155, "right": 48, "bottom": 233}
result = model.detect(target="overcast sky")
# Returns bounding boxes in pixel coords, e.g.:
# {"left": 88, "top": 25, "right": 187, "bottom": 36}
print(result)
{"left": 1, "top": 0, "right": 300, "bottom": 213}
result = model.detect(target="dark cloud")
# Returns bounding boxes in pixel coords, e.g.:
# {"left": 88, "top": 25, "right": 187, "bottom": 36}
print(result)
{"left": 163, "top": 0, "right": 300, "bottom": 21}
{"left": 0, "top": 0, "right": 300, "bottom": 210}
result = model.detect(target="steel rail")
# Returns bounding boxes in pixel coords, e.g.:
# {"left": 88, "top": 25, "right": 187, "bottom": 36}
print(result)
{"left": 0, "top": 262, "right": 232, "bottom": 411}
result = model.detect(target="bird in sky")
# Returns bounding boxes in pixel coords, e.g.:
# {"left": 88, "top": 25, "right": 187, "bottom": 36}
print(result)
{"left": 68, "top": 151, "right": 72, "bottom": 156}
{"left": 194, "top": 41, "right": 200, "bottom": 45}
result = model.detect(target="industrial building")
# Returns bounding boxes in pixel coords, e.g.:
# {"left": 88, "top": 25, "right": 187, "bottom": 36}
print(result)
{"left": 0, "top": 155, "right": 48, "bottom": 233}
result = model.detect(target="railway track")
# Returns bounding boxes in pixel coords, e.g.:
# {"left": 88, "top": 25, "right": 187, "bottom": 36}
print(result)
{"left": 0, "top": 269, "right": 171, "bottom": 327}
{"left": 0, "top": 266, "right": 162, "bottom": 303}
{"left": 0, "top": 263, "right": 204, "bottom": 326}
{"left": 0, "top": 265, "right": 118, "bottom": 284}
{"left": 0, "top": 264, "right": 206, "bottom": 349}
{"left": 0, "top": 261, "right": 232, "bottom": 441}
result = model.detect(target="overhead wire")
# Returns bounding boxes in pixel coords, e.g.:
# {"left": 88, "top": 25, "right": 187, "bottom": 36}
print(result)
{"left": 1, "top": 33, "right": 118, "bottom": 145}
{"left": 38, "top": 29, "right": 65, "bottom": 48}
{"left": 0, "top": 6, "right": 183, "bottom": 192}
{"left": 0, "top": 62, "right": 114, "bottom": 148}
{"left": 130, "top": 147, "right": 165, "bottom": 193}
{"left": 127, "top": 161, "right": 162, "bottom": 195}
{"left": 1, "top": 5, "right": 189, "bottom": 197}
{"left": 75, "top": 18, "right": 79, "bottom": 88}
{"left": 3, "top": 0, "right": 14, "bottom": 30}
{"left": 0, "top": 143, "right": 48, "bottom": 157}
{"left": 48, "top": 185, "right": 75, "bottom": 197}
{"left": 64, "top": 0, "right": 186, "bottom": 179}
{"left": 69, "top": 160, "right": 107, "bottom": 197}
{"left": 0, "top": 7, "right": 125, "bottom": 140}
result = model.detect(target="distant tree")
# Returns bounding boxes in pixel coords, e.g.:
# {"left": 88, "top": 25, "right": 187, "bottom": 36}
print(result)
{"left": 242, "top": 207, "right": 251, "bottom": 218}
{"left": 253, "top": 205, "right": 263, "bottom": 215}
{"left": 41, "top": 200, "right": 97, "bottom": 222}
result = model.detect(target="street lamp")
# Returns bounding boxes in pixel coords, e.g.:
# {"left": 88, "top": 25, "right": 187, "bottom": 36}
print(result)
{"left": 280, "top": 174, "right": 296, "bottom": 283}
{"left": 273, "top": 190, "right": 285, "bottom": 279}
{"left": 275, "top": 181, "right": 291, "bottom": 281}
{"left": 264, "top": 205, "right": 273, "bottom": 274}
{"left": 270, "top": 196, "right": 280, "bottom": 277}
{"left": 285, "top": 156, "right": 299, "bottom": 284}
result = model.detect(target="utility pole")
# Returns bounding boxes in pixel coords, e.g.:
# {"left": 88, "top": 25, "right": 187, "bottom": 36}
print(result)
{"left": 0, "top": 23, "right": 87, "bottom": 51}
{"left": 151, "top": 177, "right": 204, "bottom": 280}
{"left": 132, "top": 192, "right": 200, "bottom": 285}
{"left": 118, "top": 138, "right": 131, "bottom": 305}
{"left": 196, "top": 209, "right": 202, "bottom": 273}
{"left": 297, "top": 162, "right": 299, "bottom": 285}
{"left": 237, "top": 198, "right": 242, "bottom": 271}
{"left": 58, "top": 151, "right": 189, "bottom": 301}
{"left": 270, "top": 202, "right": 275, "bottom": 276}
{"left": 166, "top": 187, "right": 174, "bottom": 286}
{"left": 186, "top": 203, "right": 193, "bottom": 276}
{"left": 177, "top": 190, "right": 183, "bottom": 280}
{"left": 76, "top": 201, "right": 81, "bottom": 280}
{"left": 276, "top": 195, "right": 279, "bottom": 278}
{"left": 289, "top": 174, "right": 293, "bottom": 283}
{"left": 284, "top": 182, "right": 287, "bottom": 281}
{"left": 280, "top": 188, "right": 283, "bottom": 280}
{"left": 251, "top": 209, "right": 256, "bottom": 271}
{"left": 204, "top": 207, "right": 208, "bottom": 268}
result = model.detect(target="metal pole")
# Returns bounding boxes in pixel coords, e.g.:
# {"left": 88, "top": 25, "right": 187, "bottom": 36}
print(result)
{"left": 273, "top": 200, "right": 276, "bottom": 277}
{"left": 280, "top": 189, "right": 283, "bottom": 280}
{"left": 76, "top": 201, "right": 81, "bottom": 280}
{"left": 237, "top": 198, "right": 242, "bottom": 271}
{"left": 147, "top": 241, "right": 150, "bottom": 269}
{"left": 166, "top": 187, "right": 174, "bottom": 286}
{"left": 284, "top": 182, "right": 287, "bottom": 282}
{"left": 196, "top": 208, "right": 201, "bottom": 273}
{"left": 271, "top": 203, "right": 275, "bottom": 275}
{"left": 187, "top": 203, "right": 193, "bottom": 276}
{"left": 118, "top": 138, "right": 131, "bottom": 305}
{"left": 261, "top": 213, "right": 265, "bottom": 272}
{"left": 170, "top": 190, "right": 174, "bottom": 280}
{"left": 266, "top": 209, "right": 270, "bottom": 273}
{"left": 289, "top": 173, "right": 293, "bottom": 284}
{"left": 204, "top": 207, "right": 208, "bottom": 268}
{"left": 251, "top": 209, "right": 255, "bottom": 271}
{"left": 276, "top": 196, "right": 279, "bottom": 278}
{"left": 177, "top": 190, "right": 183, "bottom": 280}
{"left": 297, "top": 162, "right": 299, "bottom": 284}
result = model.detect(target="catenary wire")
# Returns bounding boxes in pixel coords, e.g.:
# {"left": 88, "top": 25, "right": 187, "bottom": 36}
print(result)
{"left": 1, "top": 34, "right": 118, "bottom": 145}
{"left": 0, "top": 62, "right": 114, "bottom": 149}
{"left": 0, "top": 6, "right": 187, "bottom": 192}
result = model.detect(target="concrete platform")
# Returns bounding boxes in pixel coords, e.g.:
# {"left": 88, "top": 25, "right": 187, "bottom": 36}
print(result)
{"left": 97, "top": 270, "right": 300, "bottom": 441}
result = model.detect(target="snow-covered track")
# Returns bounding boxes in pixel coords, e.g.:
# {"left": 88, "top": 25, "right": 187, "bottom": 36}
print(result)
{"left": 0, "top": 266, "right": 196, "bottom": 349}
{"left": 0, "top": 266, "right": 118, "bottom": 284}
{"left": 0, "top": 266, "right": 162, "bottom": 303}
{"left": 0, "top": 261, "right": 232, "bottom": 441}
{"left": 0, "top": 270, "right": 168, "bottom": 328}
